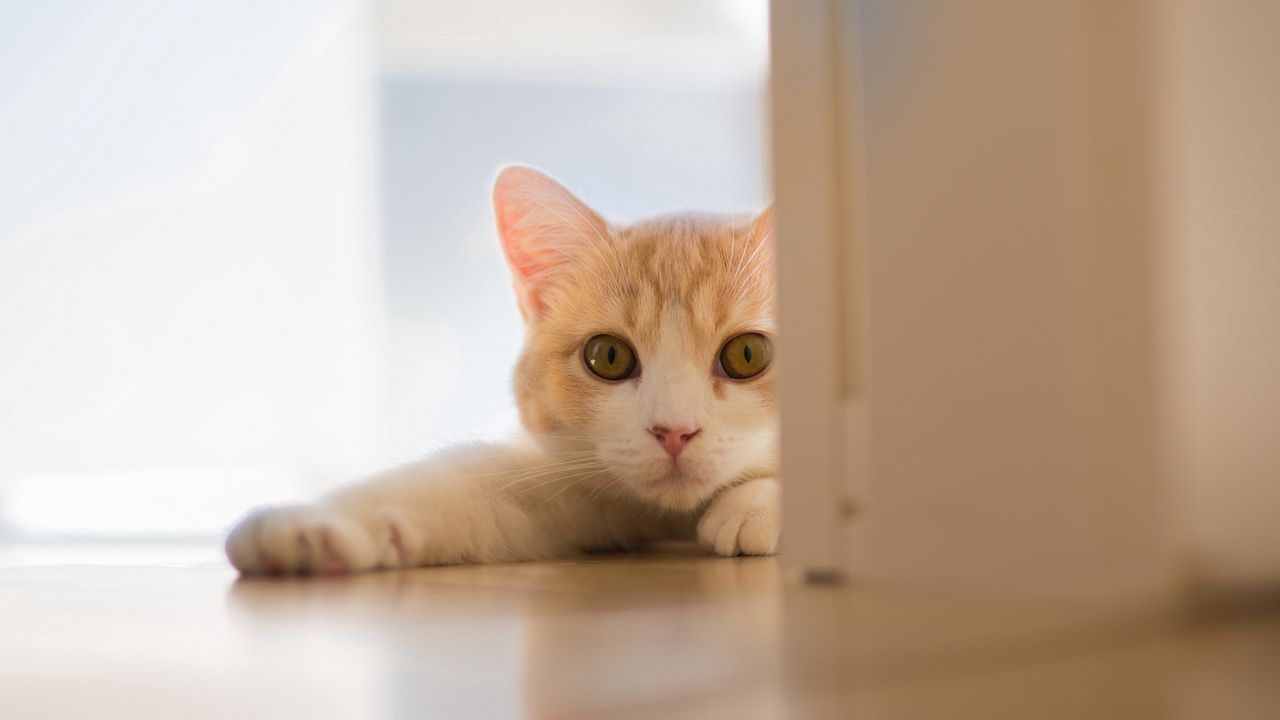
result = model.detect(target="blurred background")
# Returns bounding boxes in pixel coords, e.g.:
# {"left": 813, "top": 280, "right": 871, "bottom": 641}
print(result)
{"left": 0, "top": 0, "right": 769, "bottom": 547}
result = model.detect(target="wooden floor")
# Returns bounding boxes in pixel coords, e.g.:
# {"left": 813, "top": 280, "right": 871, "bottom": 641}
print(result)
{"left": 2, "top": 543, "right": 1279, "bottom": 719}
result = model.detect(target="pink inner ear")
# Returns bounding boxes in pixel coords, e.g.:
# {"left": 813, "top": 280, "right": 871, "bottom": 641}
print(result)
{"left": 492, "top": 166, "right": 607, "bottom": 317}
{"left": 493, "top": 187, "right": 545, "bottom": 282}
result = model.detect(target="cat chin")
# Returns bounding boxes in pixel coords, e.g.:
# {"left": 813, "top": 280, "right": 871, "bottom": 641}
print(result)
{"left": 644, "top": 488, "right": 715, "bottom": 513}
{"left": 631, "top": 469, "right": 726, "bottom": 512}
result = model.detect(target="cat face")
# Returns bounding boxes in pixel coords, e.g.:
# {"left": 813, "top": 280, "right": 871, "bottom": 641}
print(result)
{"left": 494, "top": 166, "right": 777, "bottom": 511}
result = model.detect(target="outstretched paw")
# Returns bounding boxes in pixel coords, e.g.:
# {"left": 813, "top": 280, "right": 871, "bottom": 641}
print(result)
{"left": 225, "top": 505, "right": 382, "bottom": 577}
{"left": 697, "top": 478, "right": 781, "bottom": 557}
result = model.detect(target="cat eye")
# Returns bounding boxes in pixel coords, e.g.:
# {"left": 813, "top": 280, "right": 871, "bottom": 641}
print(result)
{"left": 583, "top": 334, "right": 638, "bottom": 381}
{"left": 719, "top": 333, "right": 773, "bottom": 380}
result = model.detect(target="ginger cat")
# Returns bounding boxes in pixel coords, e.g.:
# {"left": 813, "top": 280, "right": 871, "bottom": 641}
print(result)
{"left": 226, "top": 166, "right": 778, "bottom": 575}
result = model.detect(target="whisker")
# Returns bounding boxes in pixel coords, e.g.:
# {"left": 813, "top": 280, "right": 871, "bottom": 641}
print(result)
{"left": 736, "top": 248, "right": 774, "bottom": 292}
{"left": 735, "top": 229, "right": 772, "bottom": 286}
{"left": 481, "top": 459, "right": 606, "bottom": 494}
{"left": 466, "top": 456, "right": 601, "bottom": 483}
{"left": 442, "top": 447, "right": 595, "bottom": 464}
{"left": 507, "top": 467, "right": 607, "bottom": 499}
{"left": 541, "top": 471, "right": 610, "bottom": 504}
{"left": 585, "top": 475, "right": 625, "bottom": 507}
{"left": 731, "top": 221, "right": 754, "bottom": 282}
{"left": 468, "top": 431, "right": 601, "bottom": 442}
{"left": 476, "top": 461, "right": 604, "bottom": 489}
{"left": 604, "top": 479, "right": 632, "bottom": 512}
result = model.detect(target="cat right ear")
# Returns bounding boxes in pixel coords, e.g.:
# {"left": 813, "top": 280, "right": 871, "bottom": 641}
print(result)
{"left": 492, "top": 166, "right": 609, "bottom": 320}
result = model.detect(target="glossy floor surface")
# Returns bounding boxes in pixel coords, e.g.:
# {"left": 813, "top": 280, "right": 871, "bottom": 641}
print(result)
{"left": 2, "top": 543, "right": 1279, "bottom": 719}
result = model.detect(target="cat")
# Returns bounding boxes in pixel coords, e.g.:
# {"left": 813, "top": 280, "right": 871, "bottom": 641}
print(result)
{"left": 225, "top": 166, "right": 779, "bottom": 575}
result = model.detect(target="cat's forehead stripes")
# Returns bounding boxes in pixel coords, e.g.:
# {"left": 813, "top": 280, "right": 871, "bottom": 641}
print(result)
{"left": 603, "top": 214, "right": 774, "bottom": 345}
{"left": 617, "top": 216, "right": 734, "bottom": 296}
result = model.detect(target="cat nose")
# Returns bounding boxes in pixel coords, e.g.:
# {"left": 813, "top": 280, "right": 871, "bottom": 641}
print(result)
{"left": 649, "top": 425, "right": 701, "bottom": 460}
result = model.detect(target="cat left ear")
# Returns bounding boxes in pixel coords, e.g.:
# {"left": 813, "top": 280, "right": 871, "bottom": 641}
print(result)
{"left": 492, "top": 165, "right": 610, "bottom": 319}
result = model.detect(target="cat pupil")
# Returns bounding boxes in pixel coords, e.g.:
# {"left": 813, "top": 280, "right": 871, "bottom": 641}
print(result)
{"left": 744, "top": 345, "right": 753, "bottom": 363}
{"left": 608, "top": 346, "right": 616, "bottom": 365}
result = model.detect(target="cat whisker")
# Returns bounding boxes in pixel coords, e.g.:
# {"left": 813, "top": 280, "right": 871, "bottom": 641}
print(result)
{"left": 541, "top": 470, "right": 612, "bottom": 504}
{"left": 486, "top": 472, "right": 590, "bottom": 500}
{"left": 735, "top": 254, "right": 774, "bottom": 298}
{"left": 585, "top": 475, "right": 627, "bottom": 507}
{"left": 604, "top": 479, "right": 632, "bottom": 512}
{"left": 463, "top": 451, "right": 599, "bottom": 462}
{"left": 470, "top": 458, "right": 601, "bottom": 485}
{"left": 734, "top": 229, "right": 772, "bottom": 287}
{"left": 470, "top": 431, "right": 602, "bottom": 442}
{"left": 507, "top": 466, "right": 608, "bottom": 500}
{"left": 731, "top": 221, "right": 755, "bottom": 282}
{"left": 465, "top": 456, "right": 601, "bottom": 483}
{"left": 480, "top": 458, "right": 606, "bottom": 493}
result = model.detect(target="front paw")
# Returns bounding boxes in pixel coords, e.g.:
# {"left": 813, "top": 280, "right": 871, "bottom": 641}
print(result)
{"left": 697, "top": 478, "right": 781, "bottom": 557}
{"left": 225, "top": 505, "right": 381, "bottom": 576}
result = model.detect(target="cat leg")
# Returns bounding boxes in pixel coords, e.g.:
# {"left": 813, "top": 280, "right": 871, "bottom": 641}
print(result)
{"left": 226, "top": 443, "right": 585, "bottom": 576}
{"left": 696, "top": 476, "right": 781, "bottom": 557}
{"left": 224, "top": 503, "right": 391, "bottom": 576}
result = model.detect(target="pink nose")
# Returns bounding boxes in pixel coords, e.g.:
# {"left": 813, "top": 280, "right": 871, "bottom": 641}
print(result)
{"left": 649, "top": 425, "right": 701, "bottom": 460}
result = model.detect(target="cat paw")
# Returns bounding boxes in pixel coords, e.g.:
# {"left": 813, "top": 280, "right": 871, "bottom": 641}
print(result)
{"left": 697, "top": 478, "right": 781, "bottom": 557}
{"left": 225, "top": 505, "right": 382, "bottom": 576}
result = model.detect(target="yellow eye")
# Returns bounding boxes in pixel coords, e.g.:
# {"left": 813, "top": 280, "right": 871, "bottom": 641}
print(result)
{"left": 719, "top": 333, "right": 773, "bottom": 379}
{"left": 584, "top": 334, "right": 637, "bottom": 381}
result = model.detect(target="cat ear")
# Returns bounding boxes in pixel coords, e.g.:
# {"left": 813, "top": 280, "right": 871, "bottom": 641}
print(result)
{"left": 493, "top": 166, "right": 609, "bottom": 319}
{"left": 743, "top": 204, "right": 776, "bottom": 272}
{"left": 750, "top": 204, "right": 775, "bottom": 246}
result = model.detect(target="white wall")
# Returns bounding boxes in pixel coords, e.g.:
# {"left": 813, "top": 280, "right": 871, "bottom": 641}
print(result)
{"left": 0, "top": 1, "right": 384, "bottom": 537}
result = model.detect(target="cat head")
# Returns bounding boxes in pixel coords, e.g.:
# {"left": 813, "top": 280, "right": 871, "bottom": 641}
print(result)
{"left": 494, "top": 166, "right": 777, "bottom": 511}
